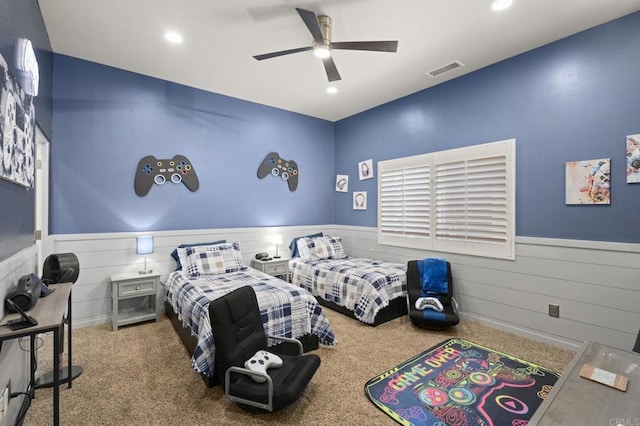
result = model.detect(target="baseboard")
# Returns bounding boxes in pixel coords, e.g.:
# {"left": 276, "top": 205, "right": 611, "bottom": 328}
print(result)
{"left": 460, "top": 312, "right": 582, "bottom": 351}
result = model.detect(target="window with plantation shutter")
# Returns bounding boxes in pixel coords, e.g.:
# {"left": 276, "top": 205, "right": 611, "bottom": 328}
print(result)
{"left": 379, "top": 163, "right": 431, "bottom": 248}
{"left": 378, "top": 139, "right": 515, "bottom": 259}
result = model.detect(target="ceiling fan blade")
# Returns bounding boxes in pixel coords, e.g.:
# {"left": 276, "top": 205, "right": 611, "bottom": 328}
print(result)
{"left": 331, "top": 41, "right": 398, "bottom": 52}
{"left": 296, "top": 8, "right": 325, "bottom": 45}
{"left": 253, "top": 46, "right": 313, "bottom": 61}
{"left": 323, "top": 57, "right": 341, "bottom": 82}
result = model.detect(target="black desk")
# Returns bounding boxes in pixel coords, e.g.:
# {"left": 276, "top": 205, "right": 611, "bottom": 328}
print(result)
{"left": 0, "top": 282, "right": 73, "bottom": 426}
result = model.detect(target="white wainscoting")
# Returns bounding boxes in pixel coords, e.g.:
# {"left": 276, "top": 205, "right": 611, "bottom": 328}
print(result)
{"left": 52, "top": 225, "right": 640, "bottom": 352}
{"left": 333, "top": 225, "right": 640, "bottom": 352}
{"left": 51, "top": 225, "right": 335, "bottom": 328}
{"left": 0, "top": 245, "right": 38, "bottom": 424}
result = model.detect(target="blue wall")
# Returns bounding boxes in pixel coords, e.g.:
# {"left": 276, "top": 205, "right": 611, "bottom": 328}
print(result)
{"left": 335, "top": 12, "right": 640, "bottom": 243}
{"left": 0, "top": 0, "right": 52, "bottom": 262}
{"left": 51, "top": 56, "right": 335, "bottom": 234}
{"left": 50, "top": 13, "right": 639, "bottom": 244}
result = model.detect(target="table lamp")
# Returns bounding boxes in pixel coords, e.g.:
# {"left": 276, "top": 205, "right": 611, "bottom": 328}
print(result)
{"left": 271, "top": 234, "right": 283, "bottom": 259}
{"left": 136, "top": 236, "right": 154, "bottom": 274}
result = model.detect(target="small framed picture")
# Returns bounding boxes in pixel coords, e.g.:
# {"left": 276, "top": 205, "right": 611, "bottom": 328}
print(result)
{"left": 565, "top": 158, "right": 610, "bottom": 205}
{"left": 626, "top": 134, "right": 640, "bottom": 183}
{"left": 353, "top": 191, "right": 367, "bottom": 210}
{"left": 358, "top": 159, "right": 373, "bottom": 180}
{"left": 335, "top": 174, "right": 349, "bottom": 192}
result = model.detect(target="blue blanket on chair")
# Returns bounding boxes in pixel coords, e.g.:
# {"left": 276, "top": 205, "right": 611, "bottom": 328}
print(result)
{"left": 417, "top": 258, "right": 448, "bottom": 295}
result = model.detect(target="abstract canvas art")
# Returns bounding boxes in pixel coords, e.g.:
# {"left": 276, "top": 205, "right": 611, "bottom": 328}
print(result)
{"left": 626, "top": 134, "right": 640, "bottom": 183}
{"left": 565, "top": 158, "right": 610, "bottom": 205}
{"left": 0, "top": 52, "right": 36, "bottom": 188}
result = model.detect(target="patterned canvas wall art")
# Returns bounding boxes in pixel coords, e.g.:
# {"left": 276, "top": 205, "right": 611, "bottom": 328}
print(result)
{"left": 565, "top": 158, "right": 610, "bottom": 205}
{"left": 626, "top": 134, "right": 640, "bottom": 183}
{"left": 0, "top": 52, "right": 36, "bottom": 188}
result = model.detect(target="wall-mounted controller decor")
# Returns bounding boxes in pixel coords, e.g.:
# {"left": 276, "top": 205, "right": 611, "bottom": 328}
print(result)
{"left": 257, "top": 152, "right": 298, "bottom": 191}
{"left": 135, "top": 155, "right": 199, "bottom": 196}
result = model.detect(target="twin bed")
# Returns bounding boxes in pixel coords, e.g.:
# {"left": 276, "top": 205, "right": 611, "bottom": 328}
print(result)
{"left": 289, "top": 234, "right": 407, "bottom": 326}
{"left": 164, "top": 235, "right": 407, "bottom": 386}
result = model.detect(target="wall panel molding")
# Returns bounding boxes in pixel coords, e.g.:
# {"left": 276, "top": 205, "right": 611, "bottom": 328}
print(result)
{"left": 333, "top": 225, "right": 639, "bottom": 352}
{"left": 52, "top": 225, "right": 639, "bottom": 353}
{"left": 52, "top": 225, "right": 334, "bottom": 328}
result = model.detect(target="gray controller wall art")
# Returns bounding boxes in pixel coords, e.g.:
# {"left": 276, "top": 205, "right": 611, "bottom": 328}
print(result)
{"left": 257, "top": 152, "right": 298, "bottom": 191}
{"left": 135, "top": 155, "right": 199, "bottom": 196}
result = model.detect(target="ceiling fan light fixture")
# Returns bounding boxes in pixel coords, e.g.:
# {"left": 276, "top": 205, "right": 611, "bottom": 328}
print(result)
{"left": 326, "top": 86, "right": 338, "bottom": 94}
{"left": 314, "top": 44, "right": 331, "bottom": 59}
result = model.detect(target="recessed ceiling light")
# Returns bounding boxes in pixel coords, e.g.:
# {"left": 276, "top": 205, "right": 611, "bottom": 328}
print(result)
{"left": 491, "top": 0, "right": 513, "bottom": 11}
{"left": 164, "top": 31, "right": 183, "bottom": 44}
{"left": 326, "top": 86, "right": 338, "bottom": 94}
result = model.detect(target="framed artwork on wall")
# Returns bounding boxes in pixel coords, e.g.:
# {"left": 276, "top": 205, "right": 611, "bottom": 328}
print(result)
{"left": 0, "top": 52, "right": 36, "bottom": 188}
{"left": 626, "top": 134, "right": 640, "bottom": 183}
{"left": 336, "top": 174, "right": 348, "bottom": 192}
{"left": 565, "top": 158, "right": 610, "bottom": 205}
{"left": 358, "top": 159, "right": 373, "bottom": 180}
{"left": 353, "top": 191, "right": 367, "bottom": 210}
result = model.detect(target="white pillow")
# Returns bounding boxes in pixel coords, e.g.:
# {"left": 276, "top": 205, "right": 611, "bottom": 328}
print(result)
{"left": 178, "top": 242, "right": 246, "bottom": 277}
{"left": 296, "top": 236, "right": 346, "bottom": 260}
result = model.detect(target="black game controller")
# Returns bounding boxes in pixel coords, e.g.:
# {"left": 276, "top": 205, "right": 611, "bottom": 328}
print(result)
{"left": 257, "top": 152, "right": 298, "bottom": 191}
{"left": 134, "top": 155, "right": 199, "bottom": 196}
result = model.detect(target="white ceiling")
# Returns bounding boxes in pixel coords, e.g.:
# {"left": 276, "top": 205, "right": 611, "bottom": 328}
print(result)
{"left": 38, "top": 0, "right": 640, "bottom": 122}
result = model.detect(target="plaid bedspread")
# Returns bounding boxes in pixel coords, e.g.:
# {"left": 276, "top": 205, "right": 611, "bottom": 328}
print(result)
{"left": 165, "top": 269, "right": 337, "bottom": 377}
{"left": 290, "top": 257, "right": 407, "bottom": 324}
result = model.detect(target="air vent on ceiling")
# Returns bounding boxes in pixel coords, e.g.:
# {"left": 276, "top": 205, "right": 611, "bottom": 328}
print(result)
{"left": 428, "top": 60, "right": 464, "bottom": 77}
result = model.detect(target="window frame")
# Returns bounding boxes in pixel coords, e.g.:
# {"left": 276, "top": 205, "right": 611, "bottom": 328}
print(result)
{"left": 377, "top": 139, "right": 515, "bottom": 260}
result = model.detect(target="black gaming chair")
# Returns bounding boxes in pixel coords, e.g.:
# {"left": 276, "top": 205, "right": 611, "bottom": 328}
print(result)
{"left": 208, "top": 286, "right": 321, "bottom": 412}
{"left": 407, "top": 260, "right": 459, "bottom": 330}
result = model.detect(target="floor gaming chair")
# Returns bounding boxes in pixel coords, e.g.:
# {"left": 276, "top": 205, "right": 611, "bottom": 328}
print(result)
{"left": 208, "top": 286, "right": 321, "bottom": 412}
{"left": 407, "top": 259, "right": 459, "bottom": 330}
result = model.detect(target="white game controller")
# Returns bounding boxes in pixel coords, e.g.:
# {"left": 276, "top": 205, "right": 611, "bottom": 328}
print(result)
{"left": 415, "top": 297, "right": 444, "bottom": 312}
{"left": 244, "top": 350, "right": 283, "bottom": 383}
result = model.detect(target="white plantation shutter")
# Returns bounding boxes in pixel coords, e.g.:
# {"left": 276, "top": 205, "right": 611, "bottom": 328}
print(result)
{"left": 403, "top": 166, "right": 431, "bottom": 236}
{"left": 379, "top": 155, "right": 431, "bottom": 249}
{"left": 378, "top": 139, "right": 515, "bottom": 259}
{"left": 379, "top": 166, "right": 430, "bottom": 235}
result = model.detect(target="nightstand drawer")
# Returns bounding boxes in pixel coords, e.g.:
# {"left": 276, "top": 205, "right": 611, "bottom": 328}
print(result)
{"left": 264, "top": 262, "right": 288, "bottom": 275}
{"left": 118, "top": 279, "right": 155, "bottom": 297}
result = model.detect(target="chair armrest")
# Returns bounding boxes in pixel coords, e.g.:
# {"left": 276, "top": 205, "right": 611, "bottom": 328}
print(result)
{"left": 451, "top": 296, "right": 459, "bottom": 313}
{"left": 225, "top": 366, "right": 274, "bottom": 412}
{"left": 266, "top": 334, "right": 303, "bottom": 355}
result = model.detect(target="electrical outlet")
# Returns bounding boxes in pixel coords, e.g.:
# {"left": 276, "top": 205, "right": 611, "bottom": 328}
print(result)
{"left": 548, "top": 303, "right": 560, "bottom": 318}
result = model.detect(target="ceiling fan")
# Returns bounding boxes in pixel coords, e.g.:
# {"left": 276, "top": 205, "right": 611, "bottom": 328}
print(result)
{"left": 253, "top": 8, "right": 398, "bottom": 82}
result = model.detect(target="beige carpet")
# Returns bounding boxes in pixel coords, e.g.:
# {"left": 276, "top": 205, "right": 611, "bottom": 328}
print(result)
{"left": 23, "top": 310, "right": 574, "bottom": 425}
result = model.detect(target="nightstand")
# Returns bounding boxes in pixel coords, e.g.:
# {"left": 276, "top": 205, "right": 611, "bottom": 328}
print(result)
{"left": 110, "top": 272, "right": 162, "bottom": 331}
{"left": 251, "top": 257, "right": 290, "bottom": 280}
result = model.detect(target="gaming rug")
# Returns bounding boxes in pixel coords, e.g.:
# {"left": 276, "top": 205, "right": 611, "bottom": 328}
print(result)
{"left": 364, "top": 338, "right": 560, "bottom": 425}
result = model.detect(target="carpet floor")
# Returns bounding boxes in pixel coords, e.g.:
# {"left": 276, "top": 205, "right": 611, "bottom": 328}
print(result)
{"left": 23, "top": 309, "right": 574, "bottom": 425}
